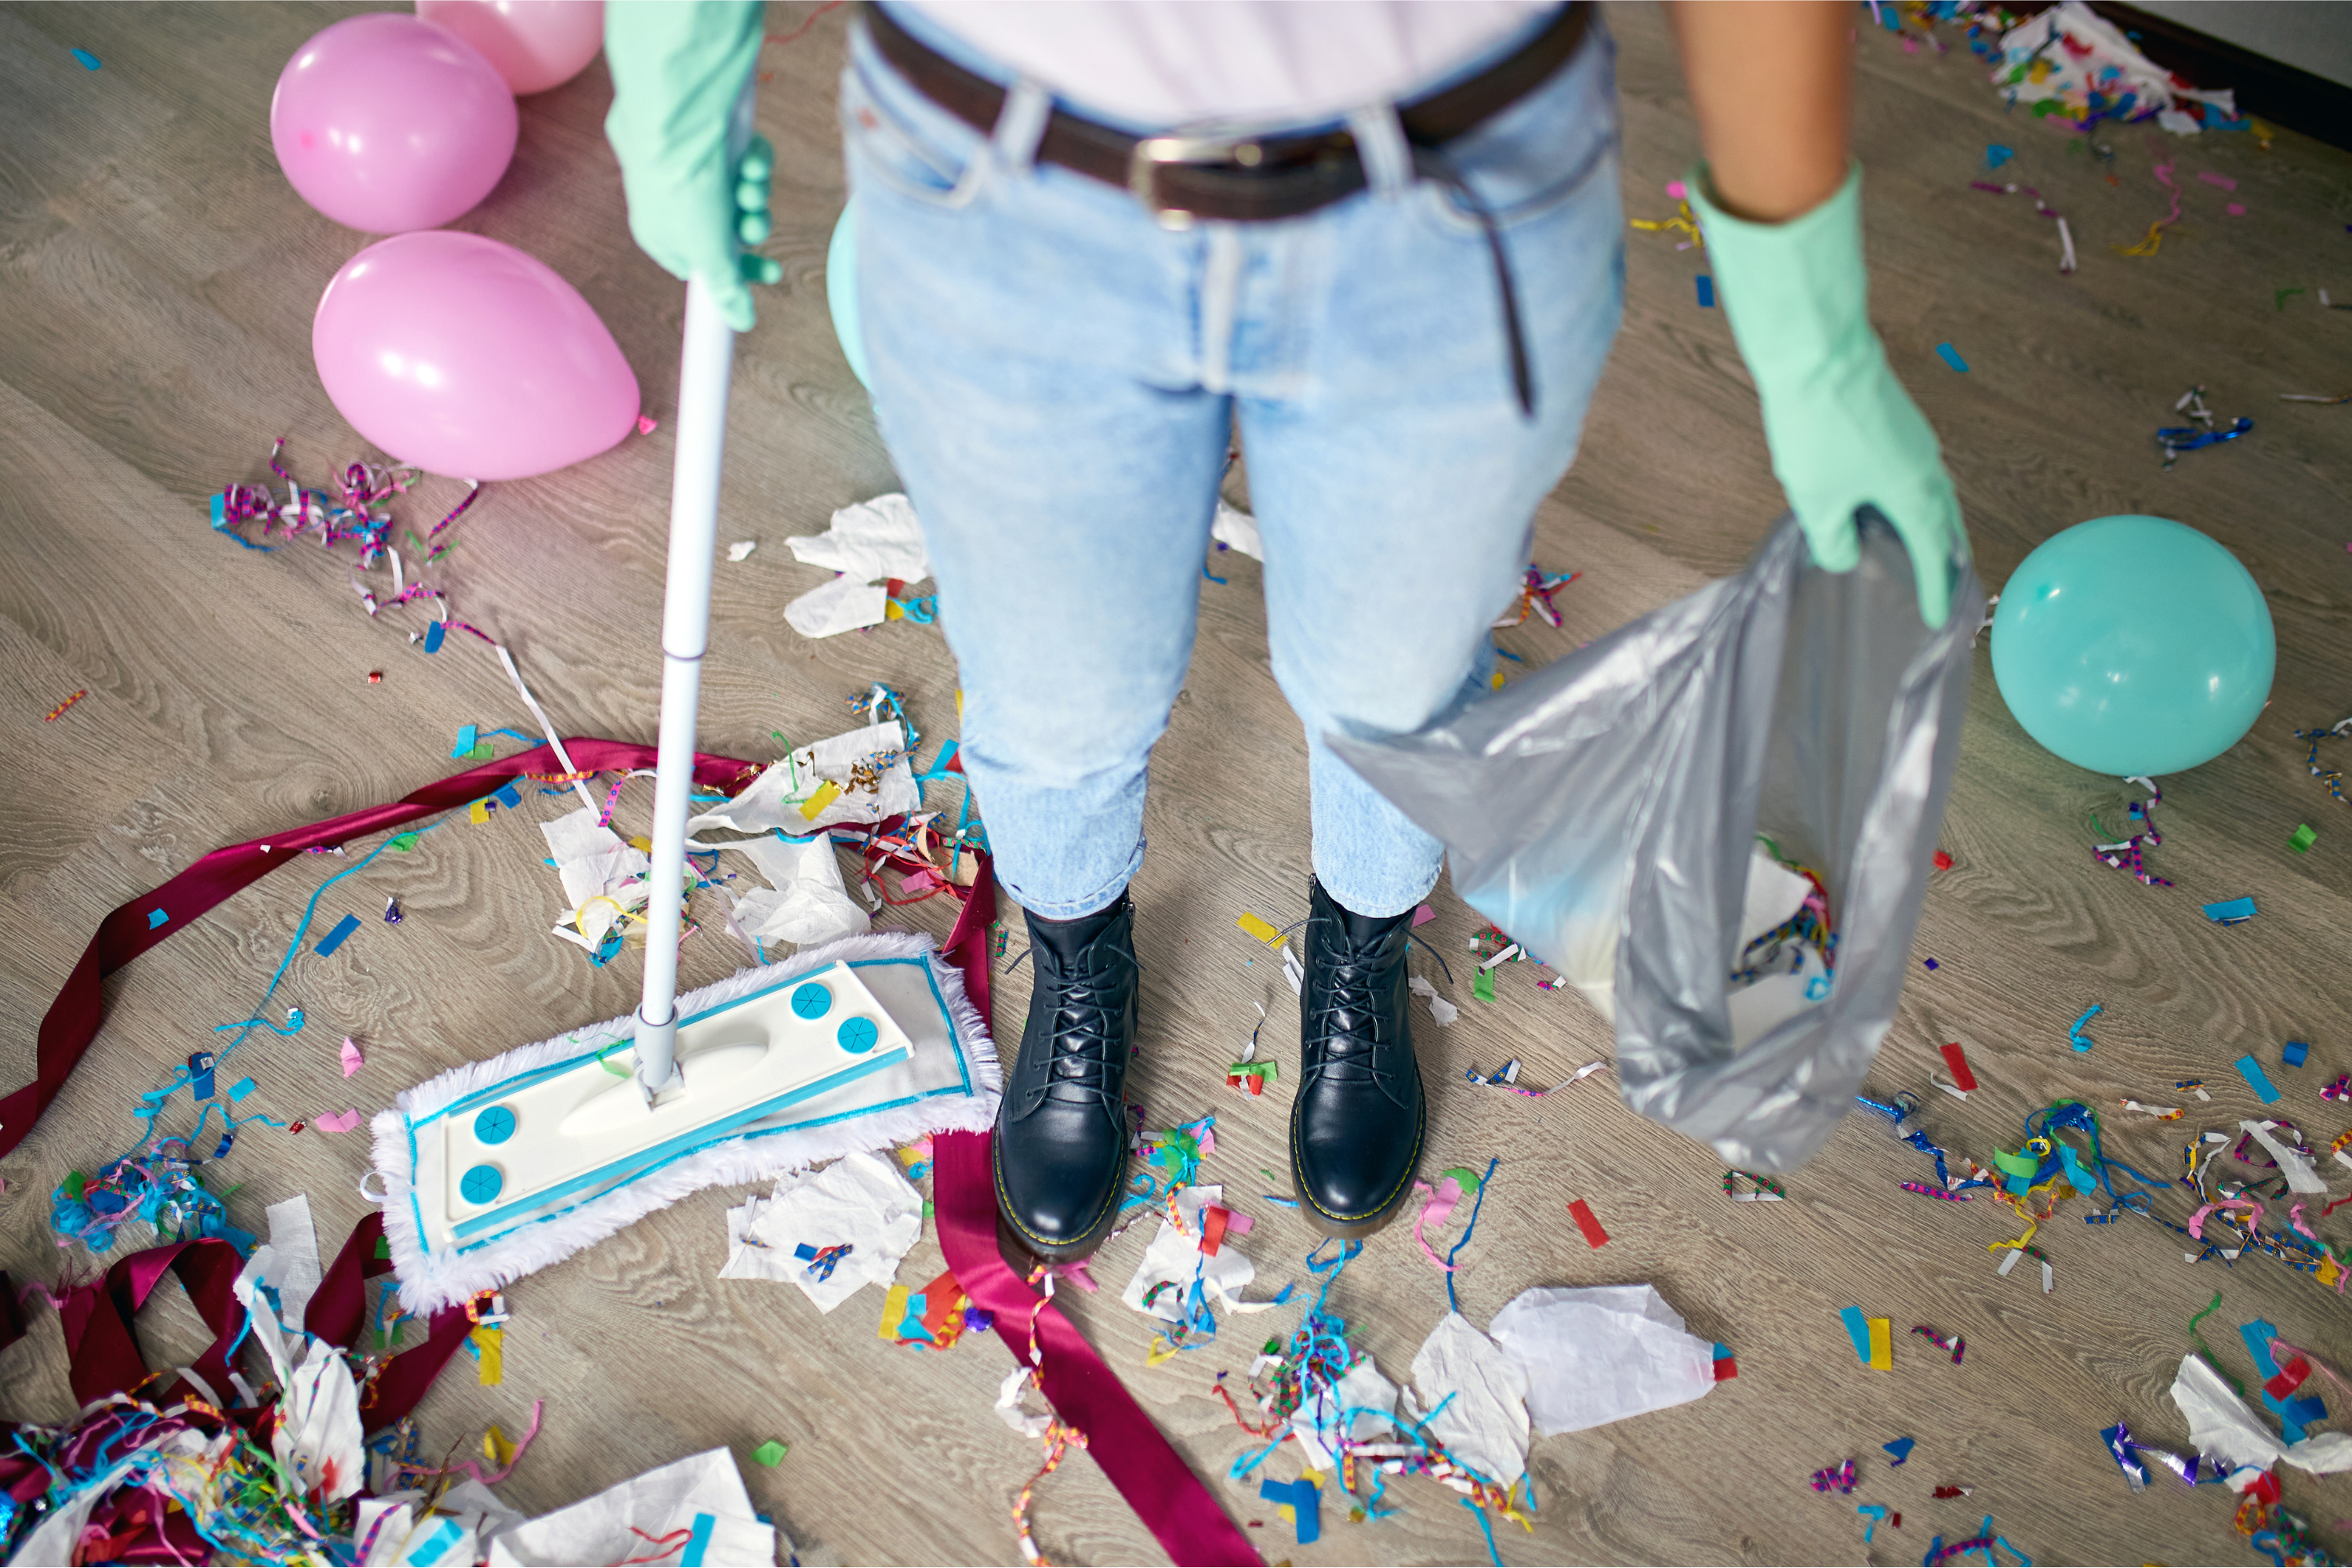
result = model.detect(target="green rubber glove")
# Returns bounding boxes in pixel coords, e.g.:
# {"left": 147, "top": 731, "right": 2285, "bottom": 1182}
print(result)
{"left": 604, "top": 0, "right": 783, "bottom": 332}
{"left": 1690, "top": 165, "right": 1969, "bottom": 627}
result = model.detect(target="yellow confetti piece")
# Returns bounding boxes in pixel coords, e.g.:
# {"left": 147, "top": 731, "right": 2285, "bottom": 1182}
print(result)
{"left": 467, "top": 798, "right": 491, "bottom": 824}
{"left": 798, "top": 779, "right": 843, "bottom": 822}
{"left": 1866, "top": 1317, "right": 1893, "bottom": 1370}
{"left": 628, "top": 834, "right": 653, "bottom": 855}
{"left": 2322, "top": 1254, "right": 2343, "bottom": 1290}
{"left": 877, "top": 1283, "right": 909, "bottom": 1340}
{"left": 884, "top": 599, "right": 906, "bottom": 621}
{"left": 1145, "top": 1338, "right": 1180, "bottom": 1367}
{"left": 1236, "top": 912, "right": 1282, "bottom": 945}
{"left": 484, "top": 1422, "right": 516, "bottom": 1466}
{"left": 472, "top": 1326, "right": 504, "bottom": 1386}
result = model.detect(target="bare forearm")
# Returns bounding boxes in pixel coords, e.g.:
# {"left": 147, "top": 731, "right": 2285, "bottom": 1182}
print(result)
{"left": 1664, "top": 1, "right": 1853, "bottom": 221}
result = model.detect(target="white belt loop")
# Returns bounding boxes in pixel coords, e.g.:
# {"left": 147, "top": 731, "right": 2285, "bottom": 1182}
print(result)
{"left": 991, "top": 78, "right": 1053, "bottom": 175}
{"left": 1346, "top": 103, "right": 1414, "bottom": 199}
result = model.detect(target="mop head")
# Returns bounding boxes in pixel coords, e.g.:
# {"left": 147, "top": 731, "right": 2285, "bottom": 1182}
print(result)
{"left": 372, "top": 930, "right": 998, "bottom": 1314}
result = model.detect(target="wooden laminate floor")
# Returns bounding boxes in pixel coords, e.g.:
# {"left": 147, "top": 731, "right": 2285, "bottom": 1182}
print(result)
{"left": 2, "top": 3, "right": 2350, "bottom": 1563}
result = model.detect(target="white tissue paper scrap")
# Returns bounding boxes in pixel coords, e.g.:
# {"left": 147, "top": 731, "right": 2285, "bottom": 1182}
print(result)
{"left": 688, "top": 722, "right": 918, "bottom": 838}
{"left": 2170, "top": 1352, "right": 2352, "bottom": 1476}
{"left": 1489, "top": 1284, "right": 1719, "bottom": 1436}
{"left": 361, "top": 1480, "right": 526, "bottom": 1563}
{"left": 539, "top": 807, "right": 652, "bottom": 947}
{"left": 1294, "top": 1356, "right": 1401, "bottom": 1472}
{"left": 996, "top": 1363, "right": 1054, "bottom": 1440}
{"left": 1211, "top": 501, "right": 1263, "bottom": 561}
{"left": 263, "top": 1193, "right": 324, "bottom": 1333}
{"left": 1407, "top": 975, "right": 1458, "bottom": 1027}
{"left": 783, "top": 493, "right": 930, "bottom": 639}
{"left": 724, "top": 832, "right": 871, "bottom": 949}
{"left": 718, "top": 1149, "right": 924, "bottom": 1311}
{"left": 1406, "top": 1312, "right": 1530, "bottom": 1486}
{"left": 1738, "top": 845, "right": 1813, "bottom": 949}
{"left": 2238, "top": 1120, "right": 2328, "bottom": 1196}
{"left": 486, "top": 1448, "right": 774, "bottom": 1567}
{"left": 726, "top": 540, "right": 757, "bottom": 562}
{"left": 787, "top": 493, "right": 929, "bottom": 583}
{"left": 274, "top": 1338, "right": 365, "bottom": 1502}
{"left": 1993, "top": 2, "right": 2238, "bottom": 136}
{"left": 783, "top": 573, "right": 891, "bottom": 640}
{"left": 358, "top": 1500, "right": 474, "bottom": 1567}
{"left": 1121, "top": 1185, "right": 1284, "bottom": 1323}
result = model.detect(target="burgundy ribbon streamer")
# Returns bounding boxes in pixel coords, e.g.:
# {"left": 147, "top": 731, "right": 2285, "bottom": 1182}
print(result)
{"left": 935, "top": 1131, "right": 1261, "bottom": 1567}
{"left": 1, "top": 740, "right": 757, "bottom": 1160}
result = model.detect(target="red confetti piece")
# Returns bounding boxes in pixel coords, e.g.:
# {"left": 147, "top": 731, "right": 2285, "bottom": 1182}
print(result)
{"left": 1566, "top": 1198, "right": 1609, "bottom": 1249}
{"left": 1932, "top": 849, "right": 1954, "bottom": 870}
{"left": 1940, "top": 1041, "right": 1977, "bottom": 1091}
{"left": 367, "top": 671, "right": 383, "bottom": 684}
{"left": 43, "top": 690, "right": 87, "bottom": 721}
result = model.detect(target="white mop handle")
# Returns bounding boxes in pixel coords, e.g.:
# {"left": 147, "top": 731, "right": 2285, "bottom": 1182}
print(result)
{"left": 634, "top": 86, "right": 757, "bottom": 1098}
{"left": 632, "top": 278, "right": 734, "bottom": 1097}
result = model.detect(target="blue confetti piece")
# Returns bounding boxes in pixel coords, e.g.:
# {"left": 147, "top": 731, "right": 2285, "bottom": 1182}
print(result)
{"left": 1838, "top": 1305, "right": 1873, "bottom": 1363}
{"left": 1259, "top": 1478, "right": 1323, "bottom": 1544}
{"left": 1696, "top": 274, "right": 1715, "bottom": 307}
{"left": 314, "top": 913, "right": 361, "bottom": 956}
{"left": 229, "top": 1076, "right": 257, "bottom": 1102}
{"left": 1935, "top": 342, "right": 1970, "bottom": 372}
{"left": 452, "top": 724, "right": 478, "bottom": 758}
{"left": 1884, "top": 1436, "right": 1915, "bottom": 1465}
{"left": 146, "top": 909, "right": 168, "bottom": 929}
{"left": 2202, "top": 895, "right": 2257, "bottom": 924}
{"left": 423, "top": 619, "right": 447, "bottom": 653}
{"left": 493, "top": 782, "right": 523, "bottom": 811}
{"left": 2283, "top": 1040, "right": 2310, "bottom": 1068}
{"left": 71, "top": 48, "right": 100, "bottom": 70}
{"left": 2069, "top": 1003, "right": 2101, "bottom": 1051}
{"left": 1987, "top": 143, "right": 2015, "bottom": 169}
{"left": 2234, "top": 1054, "right": 2282, "bottom": 1104}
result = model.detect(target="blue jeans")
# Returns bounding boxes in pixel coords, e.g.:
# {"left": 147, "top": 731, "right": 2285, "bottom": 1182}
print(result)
{"left": 840, "top": 8, "right": 1624, "bottom": 920}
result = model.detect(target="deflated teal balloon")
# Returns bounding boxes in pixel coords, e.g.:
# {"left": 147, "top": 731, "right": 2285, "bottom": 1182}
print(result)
{"left": 1990, "top": 515, "right": 2274, "bottom": 776}
{"left": 826, "top": 199, "right": 870, "bottom": 390}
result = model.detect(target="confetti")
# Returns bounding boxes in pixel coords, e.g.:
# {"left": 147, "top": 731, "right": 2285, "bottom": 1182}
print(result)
{"left": 2202, "top": 896, "right": 2257, "bottom": 924}
{"left": 71, "top": 48, "right": 100, "bottom": 68}
{"left": 340, "top": 1037, "right": 365, "bottom": 1076}
{"left": 1935, "top": 343, "right": 1970, "bottom": 372}
{"left": 314, "top": 913, "right": 361, "bottom": 956}
{"left": 2288, "top": 823, "right": 2317, "bottom": 853}
{"left": 1566, "top": 1197, "right": 1608, "bottom": 1248}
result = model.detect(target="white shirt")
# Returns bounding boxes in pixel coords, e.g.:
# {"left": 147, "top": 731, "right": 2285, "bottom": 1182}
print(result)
{"left": 905, "top": 2, "right": 1558, "bottom": 127}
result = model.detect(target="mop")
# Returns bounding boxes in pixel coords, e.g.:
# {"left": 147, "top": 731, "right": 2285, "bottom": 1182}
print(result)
{"left": 371, "top": 96, "right": 1000, "bottom": 1314}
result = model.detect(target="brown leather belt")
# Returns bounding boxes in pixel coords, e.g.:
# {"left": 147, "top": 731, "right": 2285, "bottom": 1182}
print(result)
{"left": 863, "top": 1, "right": 1594, "bottom": 230}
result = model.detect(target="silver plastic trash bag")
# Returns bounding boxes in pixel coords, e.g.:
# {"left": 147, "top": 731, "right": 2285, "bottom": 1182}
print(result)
{"left": 1330, "top": 515, "right": 1982, "bottom": 1171}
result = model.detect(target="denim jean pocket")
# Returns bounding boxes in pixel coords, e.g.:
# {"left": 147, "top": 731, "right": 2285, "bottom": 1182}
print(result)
{"left": 1410, "top": 20, "right": 1621, "bottom": 238}
{"left": 839, "top": 31, "right": 989, "bottom": 210}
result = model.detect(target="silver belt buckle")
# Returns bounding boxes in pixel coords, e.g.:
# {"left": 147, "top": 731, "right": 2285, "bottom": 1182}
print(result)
{"left": 1128, "top": 133, "right": 1265, "bottom": 230}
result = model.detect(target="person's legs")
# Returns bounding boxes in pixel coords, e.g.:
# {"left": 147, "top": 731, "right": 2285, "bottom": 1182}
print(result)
{"left": 840, "top": 12, "right": 1230, "bottom": 1255}
{"left": 1229, "top": 26, "right": 1628, "bottom": 1230}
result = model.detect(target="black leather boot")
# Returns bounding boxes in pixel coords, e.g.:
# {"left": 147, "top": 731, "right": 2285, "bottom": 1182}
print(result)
{"left": 1290, "top": 877, "right": 1425, "bottom": 1236}
{"left": 993, "top": 892, "right": 1138, "bottom": 1261}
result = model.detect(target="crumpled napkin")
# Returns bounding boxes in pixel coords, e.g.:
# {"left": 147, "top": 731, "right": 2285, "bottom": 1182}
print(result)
{"left": 486, "top": 1448, "right": 773, "bottom": 1566}
{"left": 718, "top": 1150, "right": 924, "bottom": 1312}
{"left": 724, "top": 832, "right": 870, "bottom": 948}
{"left": 1489, "top": 1283, "right": 1719, "bottom": 1436}
{"left": 783, "top": 494, "right": 928, "bottom": 638}
{"left": 1406, "top": 1311, "right": 1530, "bottom": 1486}
{"left": 2171, "top": 1352, "right": 2352, "bottom": 1475}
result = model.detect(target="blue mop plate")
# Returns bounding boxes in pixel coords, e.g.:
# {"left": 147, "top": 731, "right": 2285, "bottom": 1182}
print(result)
{"left": 372, "top": 933, "right": 999, "bottom": 1313}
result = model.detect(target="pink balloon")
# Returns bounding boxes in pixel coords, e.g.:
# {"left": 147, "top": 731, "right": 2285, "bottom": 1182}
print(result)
{"left": 271, "top": 14, "right": 517, "bottom": 234}
{"left": 314, "top": 232, "right": 641, "bottom": 481}
{"left": 416, "top": 0, "right": 605, "bottom": 96}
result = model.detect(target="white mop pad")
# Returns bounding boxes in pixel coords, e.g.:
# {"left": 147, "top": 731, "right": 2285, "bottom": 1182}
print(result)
{"left": 372, "top": 930, "right": 998, "bottom": 1314}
